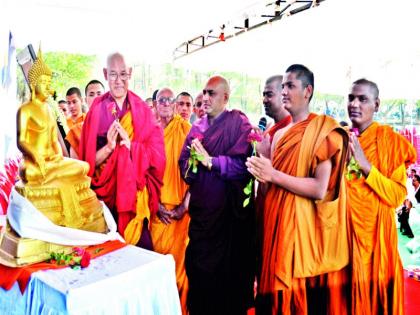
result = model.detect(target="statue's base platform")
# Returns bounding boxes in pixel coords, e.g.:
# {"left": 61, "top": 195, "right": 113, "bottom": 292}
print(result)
{"left": 14, "top": 179, "right": 107, "bottom": 232}
{"left": 0, "top": 225, "right": 73, "bottom": 267}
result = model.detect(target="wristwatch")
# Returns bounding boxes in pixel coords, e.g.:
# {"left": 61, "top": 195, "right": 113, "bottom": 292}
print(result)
{"left": 207, "top": 157, "right": 213, "bottom": 171}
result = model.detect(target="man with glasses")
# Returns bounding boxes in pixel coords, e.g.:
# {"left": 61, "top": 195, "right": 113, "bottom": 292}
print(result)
{"left": 176, "top": 91, "right": 193, "bottom": 121}
{"left": 151, "top": 87, "right": 191, "bottom": 314}
{"left": 179, "top": 76, "right": 255, "bottom": 315}
{"left": 345, "top": 78, "right": 416, "bottom": 314}
{"left": 80, "top": 52, "right": 165, "bottom": 250}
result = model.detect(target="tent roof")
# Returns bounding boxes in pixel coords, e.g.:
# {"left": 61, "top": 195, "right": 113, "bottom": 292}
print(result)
{"left": 4, "top": 0, "right": 420, "bottom": 98}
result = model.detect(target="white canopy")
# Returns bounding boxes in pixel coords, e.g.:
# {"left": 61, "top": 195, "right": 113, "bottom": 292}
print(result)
{"left": 2, "top": 0, "right": 420, "bottom": 98}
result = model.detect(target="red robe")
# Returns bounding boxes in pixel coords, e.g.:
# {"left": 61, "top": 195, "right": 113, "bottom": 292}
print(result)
{"left": 79, "top": 91, "right": 165, "bottom": 234}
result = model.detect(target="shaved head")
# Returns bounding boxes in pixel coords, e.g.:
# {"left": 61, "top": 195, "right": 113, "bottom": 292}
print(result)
{"left": 203, "top": 75, "right": 230, "bottom": 119}
{"left": 106, "top": 52, "right": 126, "bottom": 68}
{"left": 207, "top": 75, "right": 230, "bottom": 96}
{"left": 157, "top": 87, "right": 174, "bottom": 99}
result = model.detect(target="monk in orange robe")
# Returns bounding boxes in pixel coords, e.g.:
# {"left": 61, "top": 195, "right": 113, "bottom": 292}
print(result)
{"left": 247, "top": 64, "right": 350, "bottom": 315}
{"left": 64, "top": 87, "right": 86, "bottom": 158}
{"left": 80, "top": 53, "right": 165, "bottom": 250}
{"left": 256, "top": 75, "right": 292, "bottom": 277}
{"left": 346, "top": 79, "right": 416, "bottom": 315}
{"left": 150, "top": 87, "right": 191, "bottom": 314}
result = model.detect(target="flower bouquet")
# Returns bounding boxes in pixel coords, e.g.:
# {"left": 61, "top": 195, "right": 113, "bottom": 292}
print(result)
{"left": 48, "top": 247, "right": 99, "bottom": 270}
{"left": 346, "top": 128, "right": 363, "bottom": 180}
{"left": 243, "top": 132, "right": 263, "bottom": 207}
{"left": 185, "top": 132, "right": 205, "bottom": 178}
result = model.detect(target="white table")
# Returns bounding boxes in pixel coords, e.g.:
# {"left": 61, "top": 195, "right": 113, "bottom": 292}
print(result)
{"left": 0, "top": 245, "right": 182, "bottom": 315}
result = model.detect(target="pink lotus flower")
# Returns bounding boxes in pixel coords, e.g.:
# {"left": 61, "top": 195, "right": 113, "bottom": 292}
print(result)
{"left": 191, "top": 132, "right": 203, "bottom": 141}
{"left": 247, "top": 132, "right": 263, "bottom": 143}
{"left": 350, "top": 128, "right": 359, "bottom": 136}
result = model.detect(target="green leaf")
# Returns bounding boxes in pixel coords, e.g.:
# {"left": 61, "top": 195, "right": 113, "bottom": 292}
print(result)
{"left": 243, "top": 179, "right": 253, "bottom": 195}
{"left": 243, "top": 197, "right": 250, "bottom": 208}
{"left": 196, "top": 154, "right": 205, "bottom": 162}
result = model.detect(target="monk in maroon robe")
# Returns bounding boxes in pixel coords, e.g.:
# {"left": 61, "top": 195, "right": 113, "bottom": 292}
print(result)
{"left": 80, "top": 53, "right": 165, "bottom": 249}
{"left": 179, "top": 76, "right": 255, "bottom": 315}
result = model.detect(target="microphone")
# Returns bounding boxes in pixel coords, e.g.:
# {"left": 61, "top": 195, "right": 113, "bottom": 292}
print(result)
{"left": 258, "top": 117, "right": 267, "bottom": 132}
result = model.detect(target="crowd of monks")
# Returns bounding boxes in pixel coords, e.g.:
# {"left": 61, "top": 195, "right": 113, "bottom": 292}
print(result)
{"left": 52, "top": 52, "right": 416, "bottom": 315}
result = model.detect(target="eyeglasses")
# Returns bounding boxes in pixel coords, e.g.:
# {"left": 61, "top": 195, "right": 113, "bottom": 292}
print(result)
{"left": 203, "top": 89, "right": 216, "bottom": 97}
{"left": 108, "top": 72, "right": 129, "bottom": 81}
{"left": 157, "top": 97, "right": 176, "bottom": 105}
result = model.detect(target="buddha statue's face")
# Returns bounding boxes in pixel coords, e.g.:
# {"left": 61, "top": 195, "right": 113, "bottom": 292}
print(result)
{"left": 34, "top": 74, "right": 52, "bottom": 102}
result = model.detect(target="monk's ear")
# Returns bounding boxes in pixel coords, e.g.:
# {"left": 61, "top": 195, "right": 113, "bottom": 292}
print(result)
{"left": 304, "top": 85, "right": 313, "bottom": 101}
{"left": 128, "top": 67, "right": 133, "bottom": 79}
{"left": 224, "top": 92, "right": 229, "bottom": 104}
{"left": 103, "top": 68, "right": 108, "bottom": 81}
{"left": 374, "top": 98, "right": 380, "bottom": 112}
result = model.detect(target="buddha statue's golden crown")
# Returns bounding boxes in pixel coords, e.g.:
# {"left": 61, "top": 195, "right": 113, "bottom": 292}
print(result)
{"left": 28, "top": 47, "right": 52, "bottom": 86}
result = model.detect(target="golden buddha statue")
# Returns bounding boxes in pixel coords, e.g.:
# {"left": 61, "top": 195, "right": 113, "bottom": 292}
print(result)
{"left": 0, "top": 49, "right": 107, "bottom": 266}
{"left": 15, "top": 49, "right": 106, "bottom": 231}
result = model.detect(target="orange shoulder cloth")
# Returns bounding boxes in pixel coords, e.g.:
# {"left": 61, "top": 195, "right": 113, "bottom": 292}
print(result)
{"left": 293, "top": 115, "right": 349, "bottom": 278}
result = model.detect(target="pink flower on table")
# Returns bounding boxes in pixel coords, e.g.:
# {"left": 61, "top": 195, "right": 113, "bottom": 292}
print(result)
{"left": 80, "top": 251, "right": 91, "bottom": 268}
{"left": 73, "top": 247, "right": 85, "bottom": 256}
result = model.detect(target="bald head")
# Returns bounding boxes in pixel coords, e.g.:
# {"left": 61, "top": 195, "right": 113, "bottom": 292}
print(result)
{"left": 206, "top": 75, "right": 230, "bottom": 96}
{"left": 156, "top": 87, "right": 174, "bottom": 100}
{"left": 203, "top": 75, "right": 230, "bottom": 119}
{"left": 103, "top": 52, "right": 132, "bottom": 103}
{"left": 106, "top": 52, "right": 126, "bottom": 68}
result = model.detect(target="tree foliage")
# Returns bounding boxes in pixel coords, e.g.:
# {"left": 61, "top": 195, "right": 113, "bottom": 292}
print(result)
{"left": 16, "top": 51, "right": 97, "bottom": 102}
{"left": 44, "top": 52, "right": 97, "bottom": 99}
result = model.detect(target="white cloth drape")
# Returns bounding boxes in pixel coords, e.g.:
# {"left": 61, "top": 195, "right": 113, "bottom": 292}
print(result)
{"left": 7, "top": 188, "right": 124, "bottom": 245}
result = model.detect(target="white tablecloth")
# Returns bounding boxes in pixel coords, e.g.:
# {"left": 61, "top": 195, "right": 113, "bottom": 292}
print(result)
{"left": 0, "top": 245, "right": 182, "bottom": 315}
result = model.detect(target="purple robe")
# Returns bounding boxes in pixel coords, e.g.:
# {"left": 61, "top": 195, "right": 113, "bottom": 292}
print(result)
{"left": 179, "top": 109, "right": 256, "bottom": 315}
